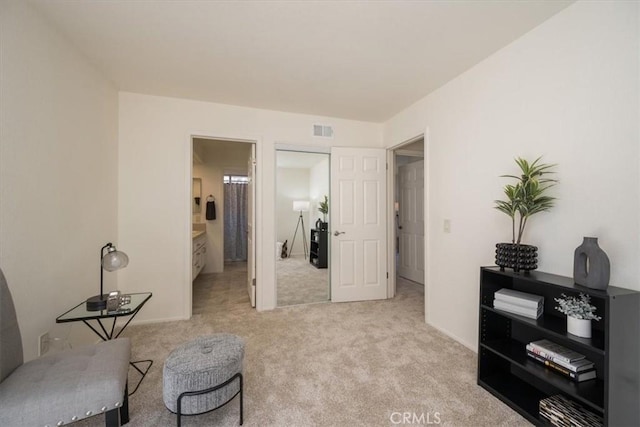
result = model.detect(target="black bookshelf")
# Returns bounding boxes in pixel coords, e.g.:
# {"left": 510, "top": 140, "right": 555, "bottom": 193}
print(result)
{"left": 478, "top": 267, "right": 639, "bottom": 426}
{"left": 310, "top": 229, "right": 327, "bottom": 269}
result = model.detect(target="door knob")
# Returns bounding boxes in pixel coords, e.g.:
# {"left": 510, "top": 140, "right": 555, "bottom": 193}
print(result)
{"left": 334, "top": 231, "right": 345, "bottom": 236}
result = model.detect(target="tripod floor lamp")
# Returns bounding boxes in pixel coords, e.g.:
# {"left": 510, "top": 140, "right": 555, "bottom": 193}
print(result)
{"left": 290, "top": 200, "right": 309, "bottom": 259}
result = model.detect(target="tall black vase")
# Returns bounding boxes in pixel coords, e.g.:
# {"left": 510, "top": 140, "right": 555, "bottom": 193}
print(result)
{"left": 573, "top": 237, "right": 610, "bottom": 290}
{"left": 495, "top": 243, "right": 538, "bottom": 273}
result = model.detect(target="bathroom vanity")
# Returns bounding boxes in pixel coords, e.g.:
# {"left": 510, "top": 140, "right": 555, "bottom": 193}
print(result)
{"left": 192, "top": 230, "right": 207, "bottom": 280}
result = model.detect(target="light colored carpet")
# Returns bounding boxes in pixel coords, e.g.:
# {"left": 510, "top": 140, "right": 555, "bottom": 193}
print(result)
{"left": 74, "top": 264, "right": 529, "bottom": 427}
{"left": 276, "top": 256, "right": 329, "bottom": 307}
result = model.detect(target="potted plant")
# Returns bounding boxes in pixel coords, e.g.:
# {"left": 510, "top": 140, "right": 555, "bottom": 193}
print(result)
{"left": 494, "top": 156, "right": 557, "bottom": 272}
{"left": 318, "top": 195, "right": 329, "bottom": 230}
{"left": 555, "top": 293, "right": 601, "bottom": 338}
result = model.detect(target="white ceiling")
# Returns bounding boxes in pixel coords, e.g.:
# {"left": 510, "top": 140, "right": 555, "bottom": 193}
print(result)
{"left": 32, "top": 0, "right": 573, "bottom": 122}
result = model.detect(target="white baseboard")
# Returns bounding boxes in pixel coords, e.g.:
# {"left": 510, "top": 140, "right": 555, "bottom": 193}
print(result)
{"left": 426, "top": 321, "right": 477, "bottom": 353}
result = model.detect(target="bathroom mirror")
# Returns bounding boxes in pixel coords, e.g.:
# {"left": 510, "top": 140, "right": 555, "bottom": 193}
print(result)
{"left": 192, "top": 178, "right": 202, "bottom": 214}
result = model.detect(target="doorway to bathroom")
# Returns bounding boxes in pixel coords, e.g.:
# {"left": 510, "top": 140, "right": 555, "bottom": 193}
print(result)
{"left": 191, "top": 138, "right": 256, "bottom": 313}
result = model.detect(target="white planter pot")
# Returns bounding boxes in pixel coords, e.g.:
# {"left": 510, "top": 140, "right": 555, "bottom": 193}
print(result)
{"left": 567, "top": 316, "right": 591, "bottom": 338}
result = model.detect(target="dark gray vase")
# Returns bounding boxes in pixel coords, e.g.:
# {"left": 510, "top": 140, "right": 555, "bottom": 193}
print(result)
{"left": 573, "top": 237, "right": 610, "bottom": 290}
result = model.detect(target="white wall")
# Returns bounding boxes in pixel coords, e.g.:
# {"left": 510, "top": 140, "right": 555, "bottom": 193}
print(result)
{"left": 118, "top": 92, "right": 382, "bottom": 321}
{"left": 0, "top": 1, "right": 119, "bottom": 360}
{"left": 384, "top": 1, "right": 639, "bottom": 350}
{"left": 193, "top": 142, "right": 251, "bottom": 273}
{"left": 276, "top": 168, "right": 311, "bottom": 256}
{"left": 310, "top": 157, "right": 330, "bottom": 224}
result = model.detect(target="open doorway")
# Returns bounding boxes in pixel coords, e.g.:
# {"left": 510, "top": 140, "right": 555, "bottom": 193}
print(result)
{"left": 191, "top": 138, "right": 254, "bottom": 314}
{"left": 390, "top": 136, "right": 425, "bottom": 294}
{"left": 275, "top": 150, "right": 330, "bottom": 307}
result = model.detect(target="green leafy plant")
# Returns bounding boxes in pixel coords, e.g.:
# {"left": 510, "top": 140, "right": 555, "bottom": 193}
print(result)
{"left": 318, "top": 195, "right": 329, "bottom": 221}
{"left": 554, "top": 293, "right": 601, "bottom": 321}
{"left": 494, "top": 156, "right": 557, "bottom": 244}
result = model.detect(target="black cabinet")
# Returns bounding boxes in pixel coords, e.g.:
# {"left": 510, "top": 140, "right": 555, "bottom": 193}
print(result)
{"left": 478, "top": 267, "right": 639, "bottom": 426}
{"left": 310, "top": 229, "right": 327, "bottom": 269}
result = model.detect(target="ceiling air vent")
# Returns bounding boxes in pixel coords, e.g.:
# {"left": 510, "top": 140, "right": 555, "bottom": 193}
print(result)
{"left": 313, "top": 124, "right": 334, "bottom": 138}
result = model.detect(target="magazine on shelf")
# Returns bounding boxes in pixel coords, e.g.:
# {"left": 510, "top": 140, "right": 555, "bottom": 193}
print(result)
{"left": 539, "top": 395, "right": 604, "bottom": 427}
{"left": 529, "top": 339, "right": 586, "bottom": 363}
{"left": 493, "top": 299, "right": 543, "bottom": 319}
{"left": 526, "top": 350, "right": 597, "bottom": 382}
{"left": 494, "top": 288, "right": 544, "bottom": 309}
{"left": 526, "top": 343, "right": 594, "bottom": 372}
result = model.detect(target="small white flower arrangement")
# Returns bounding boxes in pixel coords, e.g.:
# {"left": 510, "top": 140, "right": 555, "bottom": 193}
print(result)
{"left": 554, "top": 293, "right": 601, "bottom": 321}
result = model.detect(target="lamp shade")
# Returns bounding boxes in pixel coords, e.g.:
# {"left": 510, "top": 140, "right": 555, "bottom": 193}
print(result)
{"left": 87, "top": 243, "right": 129, "bottom": 311}
{"left": 293, "top": 200, "right": 310, "bottom": 212}
{"left": 102, "top": 247, "right": 129, "bottom": 272}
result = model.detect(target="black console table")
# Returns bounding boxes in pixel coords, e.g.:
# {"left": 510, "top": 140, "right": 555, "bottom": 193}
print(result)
{"left": 57, "top": 292, "right": 153, "bottom": 395}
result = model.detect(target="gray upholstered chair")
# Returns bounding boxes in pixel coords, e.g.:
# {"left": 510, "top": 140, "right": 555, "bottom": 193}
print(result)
{"left": 0, "top": 268, "right": 131, "bottom": 427}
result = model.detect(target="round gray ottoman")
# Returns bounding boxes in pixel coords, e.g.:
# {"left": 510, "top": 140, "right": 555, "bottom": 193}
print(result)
{"left": 163, "top": 334, "right": 245, "bottom": 426}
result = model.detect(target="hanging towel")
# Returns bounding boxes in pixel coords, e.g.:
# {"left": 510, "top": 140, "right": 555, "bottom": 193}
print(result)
{"left": 206, "top": 199, "right": 216, "bottom": 220}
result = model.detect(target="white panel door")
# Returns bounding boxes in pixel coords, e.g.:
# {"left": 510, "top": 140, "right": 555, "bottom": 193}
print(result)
{"left": 397, "top": 160, "right": 425, "bottom": 284}
{"left": 247, "top": 145, "right": 256, "bottom": 307}
{"left": 331, "top": 147, "right": 387, "bottom": 302}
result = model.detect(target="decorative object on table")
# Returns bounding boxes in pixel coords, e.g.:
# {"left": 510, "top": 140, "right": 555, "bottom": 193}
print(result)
{"left": 290, "top": 200, "right": 310, "bottom": 258}
{"left": 554, "top": 293, "right": 601, "bottom": 338}
{"left": 493, "top": 288, "right": 544, "bottom": 319}
{"left": 86, "top": 242, "right": 129, "bottom": 311}
{"left": 494, "top": 156, "right": 557, "bottom": 272}
{"left": 318, "top": 195, "right": 329, "bottom": 230}
{"left": 206, "top": 195, "right": 216, "bottom": 220}
{"left": 280, "top": 239, "right": 288, "bottom": 259}
{"left": 573, "top": 237, "right": 610, "bottom": 290}
{"left": 539, "top": 394, "right": 603, "bottom": 427}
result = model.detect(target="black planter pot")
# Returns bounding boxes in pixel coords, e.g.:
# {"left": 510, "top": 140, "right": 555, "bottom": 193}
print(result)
{"left": 495, "top": 243, "right": 538, "bottom": 273}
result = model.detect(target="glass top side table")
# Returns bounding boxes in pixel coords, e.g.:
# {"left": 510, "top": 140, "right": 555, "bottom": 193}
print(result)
{"left": 56, "top": 292, "right": 153, "bottom": 394}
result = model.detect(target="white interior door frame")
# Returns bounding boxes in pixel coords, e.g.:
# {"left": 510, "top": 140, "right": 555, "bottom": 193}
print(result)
{"left": 186, "top": 133, "right": 262, "bottom": 319}
{"left": 386, "top": 132, "right": 427, "bottom": 299}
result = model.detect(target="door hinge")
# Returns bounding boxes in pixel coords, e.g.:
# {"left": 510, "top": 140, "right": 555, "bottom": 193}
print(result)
{"left": 386, "top": 272, "right": 389, "bottom": 279}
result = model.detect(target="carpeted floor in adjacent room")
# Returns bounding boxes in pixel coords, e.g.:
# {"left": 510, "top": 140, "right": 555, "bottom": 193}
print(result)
{"left": 75, "top": 262, "right": 528, "bottom": 427}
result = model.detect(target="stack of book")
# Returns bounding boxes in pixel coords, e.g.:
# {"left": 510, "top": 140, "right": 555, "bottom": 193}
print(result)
{"left": 539, "top": 394, "right": 603, "bottom": 427}
{"left": 493, "top": 288, "right": 543, "bottom": 319}
{"left": 527, "top": 339, "right": 596, "bottom": 382}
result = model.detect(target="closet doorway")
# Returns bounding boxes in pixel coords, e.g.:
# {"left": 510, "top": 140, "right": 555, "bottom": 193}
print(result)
{"left": 276, "top": 149, "right": 330, "bottom": 307}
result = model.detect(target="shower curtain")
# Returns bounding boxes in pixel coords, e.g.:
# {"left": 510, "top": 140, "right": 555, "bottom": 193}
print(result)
{"left": 224, "top": 182, "right": 248, "bottom": 261}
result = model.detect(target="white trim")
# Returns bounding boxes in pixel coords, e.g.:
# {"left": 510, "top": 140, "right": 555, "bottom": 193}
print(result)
{"left": 274, "top": 142, "right": 331, "bottom": 154}
{"left": 423, "top": 127, "right": 431, "bottom": 326}
{"left": 386, "top": 150, "right": 396, "bottom": 298}
{"left": 427, "top": 319, "right": 476, "bottom": 352}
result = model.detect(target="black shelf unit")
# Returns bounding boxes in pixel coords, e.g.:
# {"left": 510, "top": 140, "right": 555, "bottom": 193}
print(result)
{"left": 309, "top": 229, "right": 328, "bottom": 269}
{"left": 478, "top": 267, "right": 639, "bottom": 426}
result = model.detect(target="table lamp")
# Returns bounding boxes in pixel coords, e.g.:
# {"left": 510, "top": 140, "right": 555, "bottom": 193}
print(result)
{"left": 86, "top": 242, "right": 129, "bottom": 311}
